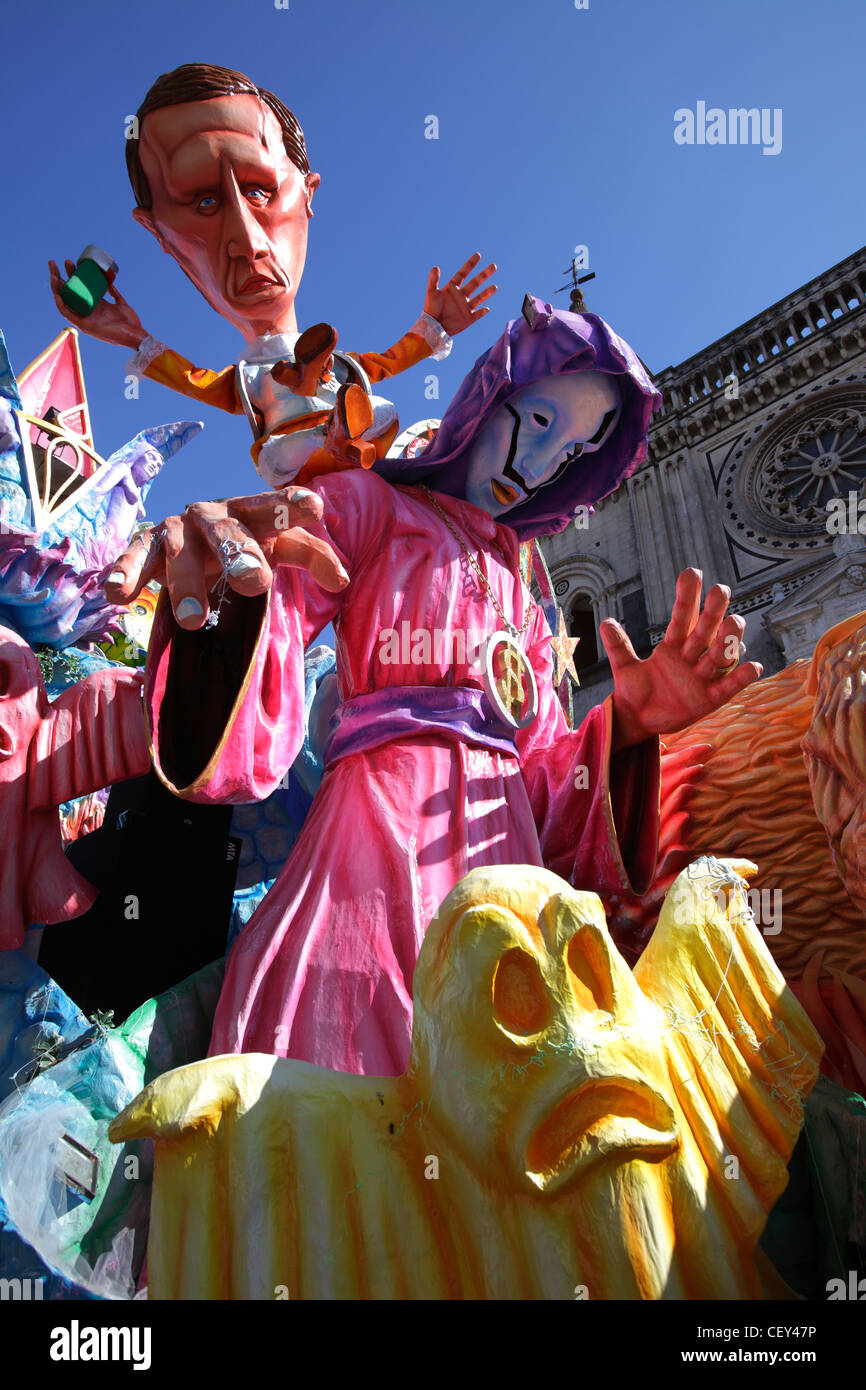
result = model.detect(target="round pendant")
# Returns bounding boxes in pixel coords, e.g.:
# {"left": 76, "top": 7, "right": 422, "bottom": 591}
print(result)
{"left": 481, "top": 631, "right": 539, "bottom": 730}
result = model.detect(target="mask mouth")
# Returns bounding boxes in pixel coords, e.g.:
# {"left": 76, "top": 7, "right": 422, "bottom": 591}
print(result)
{"left": 492, "top": 478, "right": 521, "bottom": 506}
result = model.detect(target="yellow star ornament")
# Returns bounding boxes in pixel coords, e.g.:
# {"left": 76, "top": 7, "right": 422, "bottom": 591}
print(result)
{"left": 550, "top": 606, "right": 580, "bottom": 687}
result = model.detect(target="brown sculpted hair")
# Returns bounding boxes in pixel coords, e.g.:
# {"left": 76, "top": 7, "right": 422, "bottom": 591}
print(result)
{"left": 126, "top": 62, "right": 311, "bottom": 208}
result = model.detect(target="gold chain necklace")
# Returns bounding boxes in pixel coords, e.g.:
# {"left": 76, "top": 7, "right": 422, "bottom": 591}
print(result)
{"left": 420, "top": 486, "right": 532, "bottom": 639}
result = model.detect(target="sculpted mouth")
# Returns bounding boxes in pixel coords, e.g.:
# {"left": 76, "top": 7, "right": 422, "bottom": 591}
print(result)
{"left": 525, "top": 1078, "right": 678, "bottom": 1191}
{"left": 237, "top": 273, "right": 280, "bottom": 296}
{"left": 492, "top": 478, "right": 521, "bottom": 506}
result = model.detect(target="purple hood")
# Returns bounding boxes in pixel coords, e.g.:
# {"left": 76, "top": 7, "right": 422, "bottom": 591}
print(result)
{"left": 376, "top": 297, "right": 662, "bottom": 540}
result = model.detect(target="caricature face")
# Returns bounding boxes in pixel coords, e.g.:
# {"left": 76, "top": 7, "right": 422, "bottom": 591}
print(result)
{"left": 133, "top": 94, "right": 320, "bottom": 342}
{"left": 463, "top": 371, "right": 622, "bottom": 517}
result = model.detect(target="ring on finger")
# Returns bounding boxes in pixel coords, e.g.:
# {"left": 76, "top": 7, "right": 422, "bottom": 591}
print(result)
{"left": 135, "top": 524, "right": 166, "bottom": 557}
{"left": 217, "top": 537, "right": 260, "bottom": 578}
{"left": 720, "top": 640, "right": 747, "bottom": 675}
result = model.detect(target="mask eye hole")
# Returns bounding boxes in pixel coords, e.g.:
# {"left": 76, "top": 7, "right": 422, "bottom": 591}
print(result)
{"left": 587, "top": 405, "right": 619, "bottom": 446}
{"left": 493, "top": 948, "right": 551, "bottom": 1035}
{"left": 532, "top": 412, "right": 549, "bottom": 427}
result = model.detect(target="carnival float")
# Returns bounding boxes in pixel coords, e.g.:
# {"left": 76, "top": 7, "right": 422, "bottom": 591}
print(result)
{"left": 0, "top": 62, "right": 863, "bottom": 1302}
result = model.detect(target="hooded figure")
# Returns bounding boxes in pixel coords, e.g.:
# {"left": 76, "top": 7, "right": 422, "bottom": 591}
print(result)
{"left": 142, "top": 300, "right": 665, "bottom": 1075}
{"left": 377, "top": 294, "right": 660, "bottom": 539}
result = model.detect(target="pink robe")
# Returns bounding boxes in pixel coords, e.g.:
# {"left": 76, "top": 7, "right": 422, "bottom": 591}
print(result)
{"left": 145, "top": 470, "right": 660, "bottom": 1075}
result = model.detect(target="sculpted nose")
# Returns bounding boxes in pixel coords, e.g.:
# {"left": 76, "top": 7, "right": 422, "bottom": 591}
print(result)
{"left": 519, "top": 433, "right": 570, "bottom": 490}
{"left": 224, "top": 190, "right": 269, "bottom": 260}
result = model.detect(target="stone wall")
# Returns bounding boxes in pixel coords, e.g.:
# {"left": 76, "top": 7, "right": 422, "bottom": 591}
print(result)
{"left": 539, "top": 246, "right": 866, "bottom": 725}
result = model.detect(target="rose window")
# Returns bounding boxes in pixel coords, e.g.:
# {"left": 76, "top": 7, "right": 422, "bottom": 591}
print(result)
{"left": 757, "top": 407, "right": 866, "bottom": 527}
{"left": 719, "top": 392, "right": 866, "bottom": 558}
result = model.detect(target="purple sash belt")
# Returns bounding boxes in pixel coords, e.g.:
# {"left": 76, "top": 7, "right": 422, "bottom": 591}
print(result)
{"left": 323, "top": 684, "right": 520, "bottom": 767}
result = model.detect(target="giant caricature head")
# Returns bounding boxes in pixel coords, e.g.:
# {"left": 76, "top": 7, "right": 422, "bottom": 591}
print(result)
{"left": 126, "top": 64, "right": 320, "bottom": 343}
{"left": 379, "top": 296, "right": 662, "bottom": 540}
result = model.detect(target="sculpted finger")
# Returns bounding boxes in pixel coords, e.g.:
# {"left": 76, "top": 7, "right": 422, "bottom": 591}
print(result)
{"left": 705, "top": 660, "right": 763, "bottom": 707}
{"left": 468, "top": 285, "right": 498, "bottom": 310}
{"left": 104, "top": 529, "right": 165, "bottom": 603}
{"left": 695, "top": 614, "right": 745, "bottom": 678}
{"left": 49, "top": 277, "right": 82, "bottom": 323}
{"left": 426, "top": 266, "right": 440, "bottom": 296}
{"left": 664, "top": 568, "right": 702, "bottom": 646}
{"left": 163, "top": 515, "right": 213, "bottom": 629}
{"left": 186, "top": 511, "right": 273, "bottom": 597}
{"left": 272, "top": 528, "right": 349, "bottom": 592}
{"left": 229, "top": 485, "right": 324, "bottom": 537}
{"left": 462, "top": 263, "right": 497, "bottom": 297}
{"left": 599, "top": 617, "right": 639, "bottom": 672}
{"left": 449, "top": 252, "right": 482, "bottom": 285}
{"left": 681, "top": 582, "right": 732, "bottom": 663}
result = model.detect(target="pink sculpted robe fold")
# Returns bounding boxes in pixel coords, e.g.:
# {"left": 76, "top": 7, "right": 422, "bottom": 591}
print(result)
{"left": 144, "top": 470, "right": 661, "bottom": 1075}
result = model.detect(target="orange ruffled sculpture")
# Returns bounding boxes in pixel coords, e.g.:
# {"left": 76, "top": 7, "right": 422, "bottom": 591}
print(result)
{"left": 110, "top": 856, "right": 821, "bottom": 1300}
{"left": 637, "top": 613, "right": 866, "bottom": 1094}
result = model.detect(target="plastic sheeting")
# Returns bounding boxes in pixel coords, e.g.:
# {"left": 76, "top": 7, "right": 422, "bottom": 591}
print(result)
{"left": 0, "top": 954, "right": 223, "bottom": 1299}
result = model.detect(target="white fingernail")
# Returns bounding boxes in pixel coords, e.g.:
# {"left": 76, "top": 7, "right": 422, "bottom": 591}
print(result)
{"left": 107, "top": 570, "right": 125, "bottom": 585}
{"left": 228, "top": 554, "right": 261, "bottom": 577}
{"left": 290, "top": 488, "right": 315, "bottom": 503}
{"left": 176, "top": 598, "right": 203, "bottom": 622}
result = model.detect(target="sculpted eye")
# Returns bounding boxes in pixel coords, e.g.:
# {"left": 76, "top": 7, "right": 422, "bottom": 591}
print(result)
{"left": 493, "top": 948, "right": 551, "bottom": 1035}
{"left": 246, "top": 187, "right": 271, "bottom": 203}
{"left": 532, "top": 412, "right": 549, "bottom": 427}
{"left": 197, "top": 195, "right": 217, "bottom": 211}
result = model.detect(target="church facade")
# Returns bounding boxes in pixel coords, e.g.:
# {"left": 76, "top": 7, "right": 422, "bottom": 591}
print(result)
{"left": 540, "top": 246, "right": 866, "bottom": 724}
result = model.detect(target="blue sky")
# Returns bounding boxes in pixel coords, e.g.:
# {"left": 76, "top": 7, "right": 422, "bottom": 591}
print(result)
{"left": 2, "top": 0, "right": 864, "bottom": 522}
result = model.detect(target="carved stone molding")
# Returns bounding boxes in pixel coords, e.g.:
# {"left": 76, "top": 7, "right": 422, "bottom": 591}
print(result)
{"left": 716, "top": 386, "right": 866, "bottom": 562}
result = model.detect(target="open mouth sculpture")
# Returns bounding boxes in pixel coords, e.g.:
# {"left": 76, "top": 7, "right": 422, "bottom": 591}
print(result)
{"left": 524, "top": 1076, "right": 680, "bottom": 1192}
{"left": 105, "top": 857, "right": 822, "bottom": 1300}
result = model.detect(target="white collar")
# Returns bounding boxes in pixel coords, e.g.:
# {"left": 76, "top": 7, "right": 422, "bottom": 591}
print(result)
{"left": 236, "top": 329, "right": 300, "bottom": 364}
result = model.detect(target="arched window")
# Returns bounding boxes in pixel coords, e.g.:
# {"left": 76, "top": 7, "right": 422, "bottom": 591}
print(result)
{"left": 568, "top": 593, "right": 598, "bottom": 671}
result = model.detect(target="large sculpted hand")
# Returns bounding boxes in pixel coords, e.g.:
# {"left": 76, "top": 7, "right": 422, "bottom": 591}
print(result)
{"left": 601, "top": 569, "right": 763, "bottom": 751}
{"left": 48, "top": 259, "right": 149, "bottom": 351}
{"left": 424, "top": 252, "right": 497, "bottom": 336}
{"left": 104, "top": 487, "right": 348, "bottom": 629}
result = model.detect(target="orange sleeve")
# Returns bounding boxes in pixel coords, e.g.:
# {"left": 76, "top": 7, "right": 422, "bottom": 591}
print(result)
{"left": 144, "top": 347, "right": 243, "bottom": 415}
{"left": 347, "top": 330, "right": 433, "bottom": 385}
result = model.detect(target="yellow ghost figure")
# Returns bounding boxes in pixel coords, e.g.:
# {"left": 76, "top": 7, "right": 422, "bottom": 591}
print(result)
{"left": 110, "top": 856, "right": 823, "bottom": 1300}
